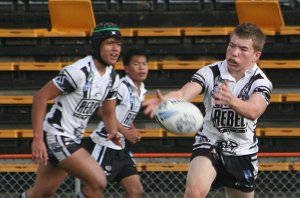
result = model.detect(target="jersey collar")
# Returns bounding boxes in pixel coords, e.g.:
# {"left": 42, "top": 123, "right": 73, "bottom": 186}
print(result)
{"left": 124, "top": 75, "right": 147, "bottom": 96}
{"left": 220, "top": 60, "right": 259, "bottom": 81}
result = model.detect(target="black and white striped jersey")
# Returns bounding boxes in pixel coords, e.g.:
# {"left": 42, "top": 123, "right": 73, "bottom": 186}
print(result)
{"left": 43, "top": 55, "right": 119, "bottom": 143}
{"left": 191, "top": 60, "right": 272, "bottom": 156}
{"left": 90, "top": 75, "right": 147, "bottom": 150}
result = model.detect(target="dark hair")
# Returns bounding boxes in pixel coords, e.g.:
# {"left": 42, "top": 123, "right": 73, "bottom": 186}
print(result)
{"left": 230, "top": 23, "right": 266, "bottom": 52}
{"left": 90, "top": 22, "right": 122, "bottom": 62}
{"left": 122, "top": 47, "right": 149, "bottom": 66}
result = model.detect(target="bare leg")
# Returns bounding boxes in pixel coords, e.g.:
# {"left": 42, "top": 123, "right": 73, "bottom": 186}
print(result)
{"left": 184, "top": 156, "right": 217, "bottom": 198}
{"left": 225, "top": 187, "right": 254, "bottom": 198}
{"left": 120, "top": 175, "right": 144, "bottom": 198}
{"left": 26, "top": 148, "right": 107, "bottom": 198}
{"left": 58, "top": 148, "right": 107, "bottom": 198}
{"left": 26, "top": 163, "right": 68, "bottom": 198}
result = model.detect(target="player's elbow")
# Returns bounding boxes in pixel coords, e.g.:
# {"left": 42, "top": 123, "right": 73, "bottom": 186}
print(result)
{"left": 33, "top": 91, "right": 48, "bottom": 105}
{"left": 245, "top": 113, "right": 259, "bottom": 121}
{"left": 244, "top": 108, "right": 264, "bottom": 121}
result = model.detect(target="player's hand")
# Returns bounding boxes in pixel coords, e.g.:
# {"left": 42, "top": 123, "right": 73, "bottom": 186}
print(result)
{"left": 214, "top": 80, "right": 234, "bottom": 106}
{"left": 31, "top": 137, "right": 48, "bottom": 166}
{"left": 107, "top": 132, "right": 124, "bottom": 148}
{"left": 125, "top": 125, "right": 142, "bottom": 144}
{"left": 143, "top": 89, "right": 165, "bottom": 119}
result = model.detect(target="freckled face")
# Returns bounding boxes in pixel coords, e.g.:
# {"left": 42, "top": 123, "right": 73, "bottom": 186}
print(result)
{"left": 124, "top": 55, "right": 149, "bottom": 85}
{"left": 100, "top": 37, "right": 122, "bottom": 65}
{"left": 226, "top": 34, "right": 261, "bottom": 73}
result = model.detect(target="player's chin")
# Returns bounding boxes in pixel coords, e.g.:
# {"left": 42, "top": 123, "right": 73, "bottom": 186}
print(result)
{"left": 108, "top": 60, "right": 118, "bottom": 66}
{"left": 138, "top": 77, "right": 147, "bottom": 82}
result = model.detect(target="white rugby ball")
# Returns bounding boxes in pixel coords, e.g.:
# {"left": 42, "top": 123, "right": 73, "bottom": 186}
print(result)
{"left": 155, "top": 98, "right": 203, "bottom": 134}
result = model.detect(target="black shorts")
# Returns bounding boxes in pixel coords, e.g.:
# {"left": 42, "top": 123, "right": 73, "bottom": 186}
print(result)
{"left": 83, "top": 138, "right": 138, "bottom": 183}
{"left": 191, "top": 146, "right": 258, "bottom": 192}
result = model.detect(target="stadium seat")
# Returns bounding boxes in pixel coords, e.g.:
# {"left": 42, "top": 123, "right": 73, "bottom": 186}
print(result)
{"left": 293, "top": 162, "right": 300, "bottom": 171}
{"left": 235, "top": 0, "right": 284, "bottom": 35}
{"left": 14, "top": 59, "right": 300, "bottom": 70}
{"left": 1, "top": 60, "right": 300, "bottom": 71}
{"left": 140, "top": 128, "right": 165, "bottom": 137}
{"left": 0, "top": 130, "right": 19, "bottom": 138}
{"left": 258, "top": 60, "right": 300, "bottom": 69}
{"left": 5, "top": 128, "right": 165, "bottom": 139}
{"left": 0, "top": 62, "right": 16, "bottom": 71}
{"left": 136, "top": 27, "right": 183, "bottom": 37}
{"left": 0, "top": 28, "right": 48, "bottom": 38}
{"left": 120, "top": 28, "right": 136, "bottom": 37}
{"left": 258, "top": 162, "right": 291, "bottom": 171}
{"left": 184, "top": 27, "right": 234, "bottom": 36}
{"left": 17, "top": 62, "right": 67, "bottom": 71}
{"left": 43, "top": 0, "right": 96, "bottom": 37}
{"left": 161, "top": 60, "right": 205, "bottom": 70}
{"left": 0, "top": 94, "right": 293, "bottom": 105}
{"left": 0, "top": 162, "right": 296, "bottom": 173}
{"left": 270, "top": 94, "right": 283, "bottom": 103}
{"left": 20, "top": 129, "right": 34, "bottom": 138}
{"left": 257, "top": 128, "right": 300, "bottom": 137}
{"left": 84, "top": 128, "right": 165, "bottom": 138}
{"left": 3, "top": 127, "right": 300, "bottom": 139}
{"left": 280, "top": 26, "right": 300, "bottom": 35}
{"left": 0, "top": 96, "right": 54, "bottom": 104}
{"left": 236, "top": 0, "right": 300, "bottom": 37}
{"left": 166, "top": 131, "right": 196, "bottom": 137}
{"left": 285, "top": 93, "right": 300, "bottom": 102}
{"left": 0, "top": 96, "right": 33, "bottom": 104}
{"left": 145, "top": 93, "right": 293, "bottom": 103}
{"left": 0, "top": 163, "right": 38, "bottom": 172}
{"left": 114, "top": 61, "right": 160, "bottom": 70}
{"left": 140, "top": 163, "right": 188, "bottom": 172}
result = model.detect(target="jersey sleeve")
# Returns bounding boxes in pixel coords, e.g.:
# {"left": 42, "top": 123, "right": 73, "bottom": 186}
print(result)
{"left": 105, "top": 73, "right": 120, "bottom": 100}
{"left": 252, "top": 79, "right": 273, "bottom": 105}
{"left": 117, "top": 82, "right": 128, "bottom": 104}
{"left": 191, "top": 66, "right": 212, "bottom": 94}
{"left": 52, "top": 66, "right": 84, "bottom": 94}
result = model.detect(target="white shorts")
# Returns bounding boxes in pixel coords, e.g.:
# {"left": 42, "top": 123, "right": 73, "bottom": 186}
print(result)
{"left": 45, "top": 132, "right": 82, "bottom": 166}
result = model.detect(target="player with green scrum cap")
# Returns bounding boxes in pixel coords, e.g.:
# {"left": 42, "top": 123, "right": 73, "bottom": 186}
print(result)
{"left": 19, "top": 22, "right": 122, "bottom": 198}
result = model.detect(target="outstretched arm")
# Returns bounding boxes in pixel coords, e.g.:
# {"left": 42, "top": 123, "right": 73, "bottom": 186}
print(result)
{"left": 143, "top": 81, "right": 203, "bottom": 118}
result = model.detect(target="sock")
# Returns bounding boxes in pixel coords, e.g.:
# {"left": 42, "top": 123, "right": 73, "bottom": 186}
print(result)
{"left": 19, "top": 192, "right": 27, "bottom": 198}
{"left": 76, "top": 190, "right": 89, "bottom": 198}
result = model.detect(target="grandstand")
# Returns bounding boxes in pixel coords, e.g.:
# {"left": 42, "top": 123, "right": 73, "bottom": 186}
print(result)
{"left": 0, "top": 0, "right": 300, "bottom": 197}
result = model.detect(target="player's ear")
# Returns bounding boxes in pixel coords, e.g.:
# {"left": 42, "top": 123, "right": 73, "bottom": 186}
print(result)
{"left": 254, "top": 51, "right": 262, "bottom": 62}
{"left": 124, "top": 65, "right": 130, "bottom": 74}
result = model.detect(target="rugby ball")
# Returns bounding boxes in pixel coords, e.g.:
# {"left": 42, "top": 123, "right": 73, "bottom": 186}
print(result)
{"left": 155, "top": 99, "right": 203, "bottom": 134}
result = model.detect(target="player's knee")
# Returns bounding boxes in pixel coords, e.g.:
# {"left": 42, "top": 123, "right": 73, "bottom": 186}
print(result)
{"left": 126, "top": 184, "right": 144, "bottom": 197}
{"left": 86, "top": 175, "right": 107, "bottom": 192}
{"left": 185, "top": 185, "right": 208, "bottom": 198}
{"left": 82, "top": 182, "right": 106, "bottom": 198}
{"left": 97, "top": 177, "right": 108, "bottom": 190}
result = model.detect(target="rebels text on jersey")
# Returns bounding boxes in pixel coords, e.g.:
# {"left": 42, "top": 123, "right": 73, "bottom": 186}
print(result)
{"left": 191, "top": 60, "right": 272, "bottom": 156}
{"left": 90, "top": 75, "right": 147, "bottom": 150}
{"left": 44, "top": 55, "right": 119, "bottom": 142}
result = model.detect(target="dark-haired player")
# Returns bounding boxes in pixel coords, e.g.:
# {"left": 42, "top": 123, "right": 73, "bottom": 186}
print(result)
{"left": 20, "top": 22, "right": 122, "bottom": 198}
{"left": 84, "top": 47, "right": 149, "bottom": 198}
